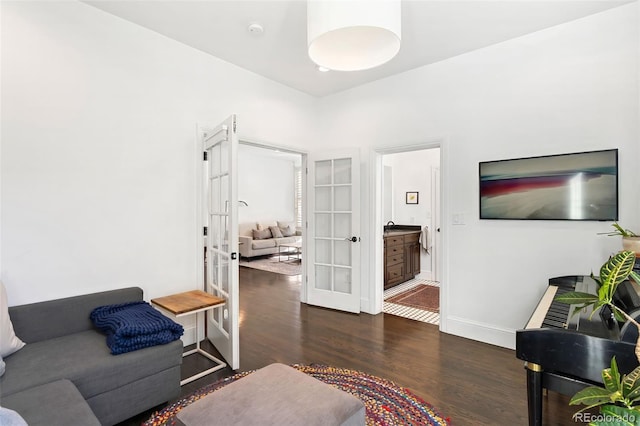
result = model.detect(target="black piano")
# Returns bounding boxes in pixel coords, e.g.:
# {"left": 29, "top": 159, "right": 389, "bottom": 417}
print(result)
{"left": 516, "top": 272, "right": 640, "bottom": 426}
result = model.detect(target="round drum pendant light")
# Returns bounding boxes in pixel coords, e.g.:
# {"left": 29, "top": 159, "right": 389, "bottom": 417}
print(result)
{"left": 307, "top": 0, "right": 401, "bottom": 72}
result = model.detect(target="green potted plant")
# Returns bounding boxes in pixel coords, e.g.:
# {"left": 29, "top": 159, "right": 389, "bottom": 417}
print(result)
{"left": 554, "top": 250, "right": 640, "bottom": 425}
{"left": 601, "top": 223, "right": 640, "bottom": 255}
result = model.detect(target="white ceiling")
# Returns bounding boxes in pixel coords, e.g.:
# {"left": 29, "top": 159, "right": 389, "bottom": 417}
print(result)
{"left": 84, "top": 0, "right": 633, "bottom": 97}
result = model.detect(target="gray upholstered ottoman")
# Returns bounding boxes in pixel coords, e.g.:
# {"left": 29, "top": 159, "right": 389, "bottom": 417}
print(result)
{"left": 176, "top": 363, "right": 365, "bottom": 426}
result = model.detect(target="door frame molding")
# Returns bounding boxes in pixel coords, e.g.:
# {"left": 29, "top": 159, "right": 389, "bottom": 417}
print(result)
{"left": 431, "top": 166, "right": 441, "bottom": 281}
{"left": 371, "top": 137, "right": 450, "bottom": 333}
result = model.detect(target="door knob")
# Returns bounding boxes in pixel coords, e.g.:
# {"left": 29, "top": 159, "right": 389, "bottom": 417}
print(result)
{"left": 345, "top": 236, "right": 359, "bottom": 242}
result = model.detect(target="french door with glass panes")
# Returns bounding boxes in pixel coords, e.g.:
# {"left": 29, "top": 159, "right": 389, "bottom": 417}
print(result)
{"left": 307, "top": 149, "right": 361, "bottom": 313}
{"left": 202, "top": 115, "right": 239, "bottom": 369}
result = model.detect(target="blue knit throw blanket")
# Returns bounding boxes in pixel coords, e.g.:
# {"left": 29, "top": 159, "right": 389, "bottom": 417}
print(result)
{"left": 90, "top": 301, "right": 184, "bottom": 355}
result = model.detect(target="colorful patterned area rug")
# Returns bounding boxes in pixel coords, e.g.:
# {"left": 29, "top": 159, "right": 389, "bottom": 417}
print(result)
{"left": 386, "top": 284, "right": 440, "bottom": 313}
{"left": 144, "top": 364, "right": 450, "bottom": 426}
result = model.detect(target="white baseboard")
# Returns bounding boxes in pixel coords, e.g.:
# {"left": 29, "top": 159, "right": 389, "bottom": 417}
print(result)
{"left": 444, "top": 315, "right": 516, "bottom": 350}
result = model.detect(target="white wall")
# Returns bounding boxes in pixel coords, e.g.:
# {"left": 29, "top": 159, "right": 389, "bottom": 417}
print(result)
{"left": 0, "top": 1, "right": 318, "bottom": 307}
{"left": 383, "top": 149, "right": 440, "bottom": 278}
{"left": 2, "top": 1, "right": 639, "bottom": 352}
{"left": 238, "top": 145, "right": 297, "bottom": 225}
{"left": 318, "top": 4, "right": 639, "bottom": 348}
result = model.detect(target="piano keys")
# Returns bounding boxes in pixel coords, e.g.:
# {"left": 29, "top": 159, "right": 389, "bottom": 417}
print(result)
{"left": 516, "top": 275, "right": 640, "bottom": 426}
{"left": 524, "top": 285, "right": 558, "bottom": 330}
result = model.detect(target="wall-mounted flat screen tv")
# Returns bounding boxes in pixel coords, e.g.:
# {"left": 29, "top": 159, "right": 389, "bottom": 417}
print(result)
{"left": 479, "top": 149, "right": 618, "bottom": 221}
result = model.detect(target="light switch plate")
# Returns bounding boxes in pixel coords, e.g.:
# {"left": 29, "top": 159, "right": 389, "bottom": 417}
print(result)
{"left": 452, "top": 213, "right": 466, "bottom": 225}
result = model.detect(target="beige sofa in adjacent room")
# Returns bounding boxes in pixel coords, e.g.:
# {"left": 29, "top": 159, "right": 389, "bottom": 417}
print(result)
{"left": 238, "top": 221, "right": 301, "bottom": 259}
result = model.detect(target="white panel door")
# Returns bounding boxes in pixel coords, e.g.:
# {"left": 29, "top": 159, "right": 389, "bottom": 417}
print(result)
{"left": 203, "top": 115, "right": 239, "bottom": 370}
{"left": 307, "top": 149, "right": 361, "bottom": 313}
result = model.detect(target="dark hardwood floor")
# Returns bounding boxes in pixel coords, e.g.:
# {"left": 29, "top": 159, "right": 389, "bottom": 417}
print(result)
{"left": 125, "top": 267, "right": 580, "bottom": 425}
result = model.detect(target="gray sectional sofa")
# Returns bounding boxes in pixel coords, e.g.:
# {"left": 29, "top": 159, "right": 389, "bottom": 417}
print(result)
{"left": 1, "top": 287, "right": 183, "bottom": 425}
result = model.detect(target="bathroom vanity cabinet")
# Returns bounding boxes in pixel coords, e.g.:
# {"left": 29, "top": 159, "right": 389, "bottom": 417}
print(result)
{"left": 383, "top": 228, "right": 421, "bottom": 289}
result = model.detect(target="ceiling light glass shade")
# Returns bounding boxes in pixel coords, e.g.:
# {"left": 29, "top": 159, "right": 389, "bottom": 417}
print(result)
{"left": 307, "top": 0, "right": 401, "bottom": 71}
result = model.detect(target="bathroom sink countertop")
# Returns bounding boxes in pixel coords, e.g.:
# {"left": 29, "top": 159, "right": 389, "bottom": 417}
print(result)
{"left": 383, "top": 225, "right": 422, "bottom": 236}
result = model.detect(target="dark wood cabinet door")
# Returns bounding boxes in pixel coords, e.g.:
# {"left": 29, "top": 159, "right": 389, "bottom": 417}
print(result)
{"left": 409, "top": 242, "right": 421, "bottom": 275}
{"left": 404, "top": 241, "right": 420, "bottom": 278}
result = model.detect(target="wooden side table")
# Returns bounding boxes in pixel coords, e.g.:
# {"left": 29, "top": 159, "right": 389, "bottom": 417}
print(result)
{"left": 151, "top": 290, "right": 226, "bottom": 385}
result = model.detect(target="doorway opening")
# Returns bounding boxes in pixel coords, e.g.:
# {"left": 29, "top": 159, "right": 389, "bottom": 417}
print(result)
{"left": 373, "top": 143, "right": 444, "bottom": 327}
{"left": 236, "top": 141, "right": 308, "bottom": 301}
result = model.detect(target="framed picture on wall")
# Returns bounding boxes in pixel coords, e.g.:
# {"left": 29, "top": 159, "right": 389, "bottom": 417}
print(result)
{"left": 406, "top": 192, "right": 419, "bottom": 204}
{"left": 479, "top": 148, "right": 618, "bottom": 220}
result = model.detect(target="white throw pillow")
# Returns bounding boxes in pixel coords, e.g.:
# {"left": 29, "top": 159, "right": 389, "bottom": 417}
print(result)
{"left": 280, "top": 225, "right": 295, "bottom": 237}
{"left": 0, "top": 281, "right": 25, "bottom": 358}
{"left": 277, "top": 221, "right": 294, "bottom": 230}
